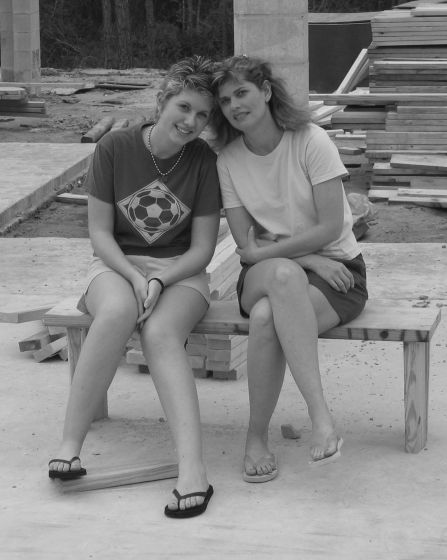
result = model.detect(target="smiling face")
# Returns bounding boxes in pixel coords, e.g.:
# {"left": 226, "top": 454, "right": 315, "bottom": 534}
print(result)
{"left": 156, "top": 88, "right": 214, "bottom": 148}
{"left": 217, "top": 78, "right": 271, "bottom": 133}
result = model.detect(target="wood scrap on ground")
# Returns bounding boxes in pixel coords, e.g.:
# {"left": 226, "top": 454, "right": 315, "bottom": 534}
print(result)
{"left": 57, "top": 462, "right": 179, "bottom": 493}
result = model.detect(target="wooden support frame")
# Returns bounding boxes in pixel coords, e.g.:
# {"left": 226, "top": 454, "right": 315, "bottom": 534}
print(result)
{"left": 43, "top": 298, "right": 441, "bottom": 454}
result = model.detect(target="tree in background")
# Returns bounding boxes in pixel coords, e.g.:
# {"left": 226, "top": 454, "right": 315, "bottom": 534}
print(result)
{"left": 38, "top": 0, "right": 405, "bottom": 69}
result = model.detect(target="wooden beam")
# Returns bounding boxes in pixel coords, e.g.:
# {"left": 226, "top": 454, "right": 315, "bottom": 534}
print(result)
{"left": 58, "top": 462, "right": 179, "bottom": 493}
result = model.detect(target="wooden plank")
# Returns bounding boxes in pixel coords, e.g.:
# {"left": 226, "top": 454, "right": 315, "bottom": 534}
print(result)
{"left": 43, "top": 298, "right": 442, "bottom": 344}
{"left": 81, "top": 117, "right": 115, "bottom": 143}
{"left": 390, "top": 153, "right": 447, "bottom": 171}
{"left": 373, "top": 161, "right": 447, "bottom": 175}
{"left": 18, "top": 329, "right": 65, "bottom": 352}
{"left": 334, "top": 48, "right": 369, "bottom": 94}
{"left": 309, "top": 92, "right": 447, "bottom": 105}
{"left": 32, "top": 336, "right": 68, "bottom": 362}
{"left": 413, "top": 5, "right": 447, "bottom": 16}
{"left": 55, "top": 193, "right": 88, "bottom": 205}
{"left": 397, "top": 188, "right": 447, "bottom": 198}
{"left": 0, "top": 303, "right": 57, "bottom": 323}
{"left": 388, "top": 194, "right": 447, "bottom": 207}
{"left": 58, "top": 463, "right": 179, "bottom": 493}
{"left": 368, "top": 188, "right": 397, "bottom": 201}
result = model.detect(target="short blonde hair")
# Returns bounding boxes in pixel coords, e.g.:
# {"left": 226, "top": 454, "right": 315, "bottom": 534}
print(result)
{"left": 155, "top": 55, "right": 217, "bottom": 120}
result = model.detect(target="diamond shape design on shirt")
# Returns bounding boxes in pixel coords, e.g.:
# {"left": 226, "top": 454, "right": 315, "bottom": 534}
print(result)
{"left": 117, "top": 178, "right": 190, "bottom": 245}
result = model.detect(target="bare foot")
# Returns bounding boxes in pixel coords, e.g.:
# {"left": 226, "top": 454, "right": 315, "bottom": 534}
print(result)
{"left": 244, "top": 432, "right": 276, "bottom": 477}
{"left": 165, "top": 468, "right": 209, "bottom": 512}
{"left": 48, "top": 443, "right": 83, "bottom": 474}
{"left": 310, "top": 424, "right": 340, "bottom": 461}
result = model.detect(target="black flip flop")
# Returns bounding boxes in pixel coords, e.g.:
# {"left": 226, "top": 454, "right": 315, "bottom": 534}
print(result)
{"left": 164, "top": 484, "right": 214, "bottom": 519}
{"left": 48, "top": 456, "right": 87, "bottom": 480}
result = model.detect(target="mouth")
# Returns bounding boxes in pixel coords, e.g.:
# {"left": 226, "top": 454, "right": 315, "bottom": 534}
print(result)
{"left": 175, "top": 125, "right": 194, "bottom": 137}
{"left": 232, "top": 112, "right": 248, "bottom": 122}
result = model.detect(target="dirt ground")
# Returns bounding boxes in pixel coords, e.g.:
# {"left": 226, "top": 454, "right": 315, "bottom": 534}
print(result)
{"left": 1, "top": 68, "right": 447, "bottom": 243}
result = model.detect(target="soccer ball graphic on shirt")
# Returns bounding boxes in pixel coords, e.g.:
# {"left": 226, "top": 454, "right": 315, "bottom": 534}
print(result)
{"left": 118, "top": 179, "right": 190, "bottom": 244}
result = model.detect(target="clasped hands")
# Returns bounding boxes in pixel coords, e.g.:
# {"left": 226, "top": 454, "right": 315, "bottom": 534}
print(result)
{"left": 132, "top": 272, "right": 164, "bottom": 327}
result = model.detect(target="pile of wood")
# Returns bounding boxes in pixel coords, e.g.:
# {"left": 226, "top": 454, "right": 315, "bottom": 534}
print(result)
{"left": 369, "top": 7, "right": 447, "bottom": 93}
{"left": 0, "top": 86, "right": 46, "bottom": 118}
{"left": 309, "top": 1, "right": 447, "bottom": 207}
{"left": 0, "top": 300, "right": 67, "bottom": 362}
{"left": 369, "top": 153, "right": 447, "bottom": 207}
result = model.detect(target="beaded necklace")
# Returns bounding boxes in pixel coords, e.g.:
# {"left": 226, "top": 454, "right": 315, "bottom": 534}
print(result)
{"left": 145, "top": 125, "right": 186, "bottom": 178}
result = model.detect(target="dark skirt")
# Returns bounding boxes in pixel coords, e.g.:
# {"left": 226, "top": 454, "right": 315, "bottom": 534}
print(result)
{"left": 236, "top": 253, "right": 368, "bottom": 325}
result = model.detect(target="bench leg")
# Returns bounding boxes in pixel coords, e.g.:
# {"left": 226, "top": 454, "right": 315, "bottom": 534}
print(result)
{"left": 403, "top": 341, "right": 429, "bottom": 453}
{"left": 66, "top": 327, "right": 108, "bottom": 421}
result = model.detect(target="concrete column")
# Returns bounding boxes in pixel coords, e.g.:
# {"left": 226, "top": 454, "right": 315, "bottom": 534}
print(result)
{"left": 233, "top": 0, "right": 308, "bottom": 105}
{"left": 0, "top": 0, "right": 40, "bottom": 82}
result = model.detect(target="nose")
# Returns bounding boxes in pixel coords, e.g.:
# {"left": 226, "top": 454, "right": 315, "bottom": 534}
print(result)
{"left": 230, "top": 97, "right": 240, "bottom": 110}
{"left": 184, "top": 112, "right": 196, "bottom": 128}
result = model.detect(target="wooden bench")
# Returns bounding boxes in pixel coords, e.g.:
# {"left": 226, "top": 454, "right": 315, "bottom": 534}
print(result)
{"left": 43, "top": 297, "right": 442, "bottom": 454}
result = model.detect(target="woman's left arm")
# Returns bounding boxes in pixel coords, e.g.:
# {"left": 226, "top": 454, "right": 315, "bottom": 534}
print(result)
{"left": 236, "top": 177, "right": 345, "bottom": 264}
{"left": 162, "top": 212, "right": 220, "bottom": 285}
{"left": 139, "top": 211, "right": 220, "bottom": 319}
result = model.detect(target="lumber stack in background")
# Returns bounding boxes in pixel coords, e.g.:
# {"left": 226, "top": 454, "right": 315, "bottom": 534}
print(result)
{"left": 0, "top": 86, "right": 46, "bottom": 117}
{"left": 311, "top": 3, "right": 447, "bottom": 207}
{"left": 364, "top": 4, "right": 447, "bottom": 204}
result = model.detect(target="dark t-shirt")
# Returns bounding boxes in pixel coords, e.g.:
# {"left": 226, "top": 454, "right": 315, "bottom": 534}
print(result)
{"left": 85, "top": 123, "right": 221, "bottom": 257}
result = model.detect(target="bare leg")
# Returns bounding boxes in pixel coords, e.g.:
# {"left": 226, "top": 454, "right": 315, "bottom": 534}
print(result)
{"left": 49, "top": 272, "right": 138, "bottom": 474}
{"left": 140, "top": 286, "right": 209, "bottom": 512}
{"left": 241, "top": 258, "right": 341, "bottom": 461}
{"left": 244, "top": 297, "right": 286, "bottom": 477}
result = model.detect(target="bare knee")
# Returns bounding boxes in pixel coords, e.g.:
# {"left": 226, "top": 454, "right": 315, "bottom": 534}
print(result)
{"left": 94, "top": 299, "right": 138, "bottom": 329}
{"left": 270, "top": 260, "right": 308, "bottom": 295}
{"left": 142, "top": 316, "right": 181, "bottom": 353}
{"left": 250, "top": 298, "right": 275, "bottom": 335}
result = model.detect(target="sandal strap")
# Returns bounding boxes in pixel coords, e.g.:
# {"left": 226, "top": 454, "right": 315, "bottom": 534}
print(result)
{"left": 48, "top": 456, "right": 81, "bottom": 467}
{"left": 172, "top": 488, "right": 208, "bottom": 502}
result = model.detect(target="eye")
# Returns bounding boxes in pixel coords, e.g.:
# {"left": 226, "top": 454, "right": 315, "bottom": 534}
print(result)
{"left": 219, "top": 97, "right": 230, "bottom": 106}
{"left": 236, "top": 89, "right": 247, "bottom": 97}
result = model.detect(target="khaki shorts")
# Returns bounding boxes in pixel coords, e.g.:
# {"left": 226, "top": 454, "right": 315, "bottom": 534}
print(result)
{"left": 82, "top": 254, "right": 210, "bottom": 306}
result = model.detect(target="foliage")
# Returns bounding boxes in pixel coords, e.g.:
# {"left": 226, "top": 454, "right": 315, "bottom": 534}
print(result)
{"left": 38, "top": 0, "right": 408, "bottom": 69}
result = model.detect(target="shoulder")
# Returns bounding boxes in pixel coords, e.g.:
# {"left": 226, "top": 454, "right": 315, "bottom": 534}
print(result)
{"left": 187, "top": 137, "right": 217, "bottom": 163}
{"left": 288, "top": 123, "right": 329, "bottom": 142}
{"left": 217, "top": 136, "right": 244, "bottom": 164}
{"left": 95, "top": 123, "right": 143, "bottom": 154}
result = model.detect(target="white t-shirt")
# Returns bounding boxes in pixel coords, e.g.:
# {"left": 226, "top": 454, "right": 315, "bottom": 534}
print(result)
{"left": 217, "top": 123, "right": 359, "bottom": 260}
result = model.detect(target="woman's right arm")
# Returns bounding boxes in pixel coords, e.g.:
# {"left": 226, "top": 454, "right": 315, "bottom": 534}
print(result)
{"left": 88, "top": 195, "right": 148, "bottom": 316}
{"left": 224, "top": 206, "right": 255, "bottom": 249}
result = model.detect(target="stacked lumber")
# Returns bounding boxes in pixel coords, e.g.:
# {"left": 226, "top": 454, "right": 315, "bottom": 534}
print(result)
{"left": 369, "top": 153, "right": 447, "bottom": 206}
{"left": 370, "top": 7, "right": 447, "bottom": 51}
{"left": 1, "top": 298, "right": 67, "bottom": 362}
{"left": 370, "top": 59, "right": 447, "bottom": 93}
{"left": 0, "top": 86, "right": 46, "bottom": 118}
{"left": 331, "top": 107, "right": 386, "bottom": 130}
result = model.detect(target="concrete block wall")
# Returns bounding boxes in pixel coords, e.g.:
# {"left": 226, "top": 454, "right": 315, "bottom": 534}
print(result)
{"left": 233, "top": 0, "right": 308, "bottom": 105}
{"left": 0, "top": 0, "right": 40, "bottom": 82}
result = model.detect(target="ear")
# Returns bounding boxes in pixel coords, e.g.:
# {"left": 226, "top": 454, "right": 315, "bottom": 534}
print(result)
{"left": 262, "top": 80, "right": 272, "bottom": 102}
{"left": 156, "top": 91, "right": 164, "bottom": 111}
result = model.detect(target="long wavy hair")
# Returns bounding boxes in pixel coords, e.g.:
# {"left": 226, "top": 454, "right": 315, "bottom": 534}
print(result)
{"left": 212, "top": 55, "right": 311, "bottom": 148}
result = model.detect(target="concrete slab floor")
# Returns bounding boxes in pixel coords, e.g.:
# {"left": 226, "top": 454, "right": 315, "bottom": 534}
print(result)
{"left": 1, "top": 317, "right": 447, "bottom": 559}
{"left": 0, "top": 239, "right": 446, "bottom": 558}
